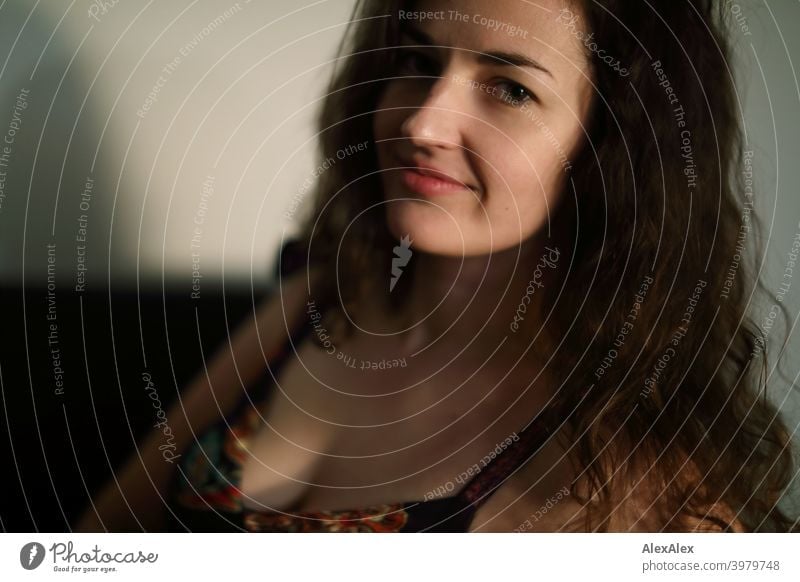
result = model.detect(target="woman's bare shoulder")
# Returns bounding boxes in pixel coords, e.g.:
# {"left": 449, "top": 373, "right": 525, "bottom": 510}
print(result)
{"left": 175, "top": 267, "right": 318, "bottom": 429}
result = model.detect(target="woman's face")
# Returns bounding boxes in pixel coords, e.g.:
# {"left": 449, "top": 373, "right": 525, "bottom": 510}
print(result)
{"left": 373, "top": 0, "right": 594, "bottom": 256}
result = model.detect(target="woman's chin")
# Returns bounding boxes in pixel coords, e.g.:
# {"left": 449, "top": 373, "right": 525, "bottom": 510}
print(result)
{"left": 383, "top": 199, "right": 543, "bottom": 258}
{"left": 383, "top": 215, "right": 460, "bottom": 257}
{"left": 385, "top": 220, "right": 520, "bottom": 258}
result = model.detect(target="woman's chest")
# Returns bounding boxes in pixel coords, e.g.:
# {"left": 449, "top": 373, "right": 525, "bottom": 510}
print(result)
{"left": 238, "top": 333, "right": 552, "bottom": 515}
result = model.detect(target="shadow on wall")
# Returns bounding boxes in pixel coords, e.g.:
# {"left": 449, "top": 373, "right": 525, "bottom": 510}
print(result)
{"left": 0, "top": 2, "right": 119, "bottom": 291}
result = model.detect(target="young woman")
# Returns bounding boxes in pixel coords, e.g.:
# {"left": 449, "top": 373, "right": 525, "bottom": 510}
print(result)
{"left": 78, "top": 0, "right": 797, "bottom": 532}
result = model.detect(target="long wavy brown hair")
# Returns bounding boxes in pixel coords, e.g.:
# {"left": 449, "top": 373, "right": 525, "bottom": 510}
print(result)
{"left": 291, "top": 0, "right": 798, "bottom": 531}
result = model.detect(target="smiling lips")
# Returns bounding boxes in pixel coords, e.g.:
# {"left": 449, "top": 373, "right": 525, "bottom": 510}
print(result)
{"left": 398, "top": 159, "right": 473, "bottom": 197}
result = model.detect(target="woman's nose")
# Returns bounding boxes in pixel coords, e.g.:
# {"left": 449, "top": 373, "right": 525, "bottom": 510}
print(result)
{"left": 399, "top": 75, "right": 466, "bottom": 150}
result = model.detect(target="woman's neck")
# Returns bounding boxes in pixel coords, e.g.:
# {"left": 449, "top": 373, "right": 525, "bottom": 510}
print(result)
{"left": 378, "top": 230, "right": 565, "bottom": 359}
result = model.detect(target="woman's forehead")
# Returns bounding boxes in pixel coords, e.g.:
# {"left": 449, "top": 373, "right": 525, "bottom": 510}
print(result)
{"left": 401, "top": 0, "right": 590, "bottom": 75}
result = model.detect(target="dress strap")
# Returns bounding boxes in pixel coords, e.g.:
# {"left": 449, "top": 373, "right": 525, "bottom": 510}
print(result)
{"left": 457, "top": 406, "right": 559, "bottom": 508}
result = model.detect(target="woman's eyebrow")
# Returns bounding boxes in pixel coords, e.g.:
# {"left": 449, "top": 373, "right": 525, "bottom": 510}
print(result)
{"left": 475, "top": 51, "right": 554, "bottom": 81}
{"left": 399, "top": 24, "right": 554, "bottom": 81}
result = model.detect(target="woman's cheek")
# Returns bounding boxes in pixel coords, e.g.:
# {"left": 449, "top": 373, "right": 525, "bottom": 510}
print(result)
{"left": 488, "top": 148, "right": 541, "bottom": 205}
{"left": 487, "top": 151, "right": 565, "bottom": 231}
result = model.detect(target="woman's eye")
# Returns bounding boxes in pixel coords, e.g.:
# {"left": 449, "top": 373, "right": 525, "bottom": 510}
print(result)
{"left": 396, "top": 49, "right": 438, "bottom": 76}
{"left": 493, "top": 81, "right": 536, "bottom": 108}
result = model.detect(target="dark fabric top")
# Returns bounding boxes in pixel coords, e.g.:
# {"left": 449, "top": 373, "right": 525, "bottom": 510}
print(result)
{"left": 164, "top": 242, "right": 557, "bottom": 532}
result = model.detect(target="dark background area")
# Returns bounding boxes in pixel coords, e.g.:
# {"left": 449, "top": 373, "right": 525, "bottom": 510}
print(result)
{"left": 0, "top": 282, "right": 273, "bottom": 532}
